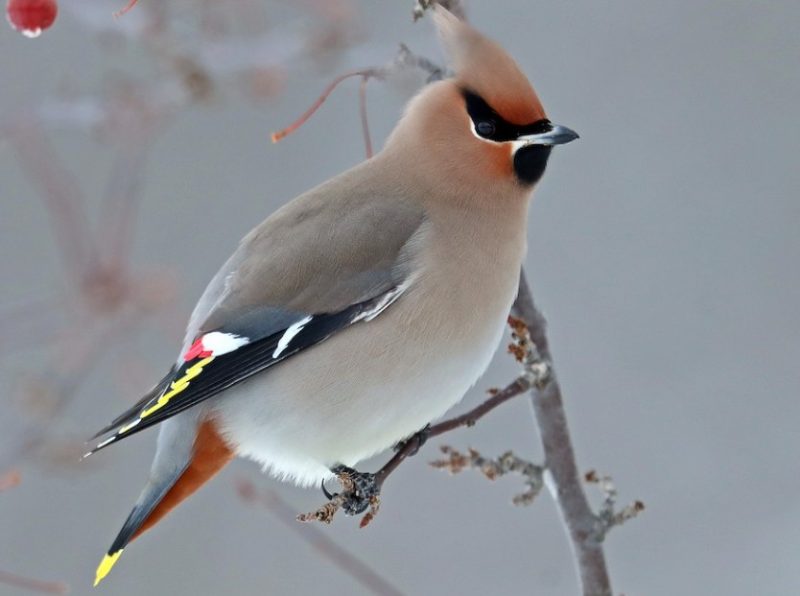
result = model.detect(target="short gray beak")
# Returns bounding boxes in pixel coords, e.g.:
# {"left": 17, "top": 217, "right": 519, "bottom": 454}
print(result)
{"left": 518, "top": 124, "right": 579, "bottom": 146}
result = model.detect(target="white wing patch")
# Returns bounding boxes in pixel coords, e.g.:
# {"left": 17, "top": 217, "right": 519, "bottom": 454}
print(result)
{"left": 270, "top": 285, "right": 407, "bottom": 361}
{"left": 272, "top": 316, "right": 314, "bottom": 358}
{"left": 200, "top": 331, "right": 250, "bottom": 356}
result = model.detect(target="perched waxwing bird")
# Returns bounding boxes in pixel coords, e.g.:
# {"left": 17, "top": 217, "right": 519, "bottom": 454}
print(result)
{"left": 88, "top": 6, "right": 578, "bottom": 586}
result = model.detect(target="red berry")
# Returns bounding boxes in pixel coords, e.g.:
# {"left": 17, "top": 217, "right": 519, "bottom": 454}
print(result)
{"left": 6, "top": 0, "right": 58, "bottom": 38}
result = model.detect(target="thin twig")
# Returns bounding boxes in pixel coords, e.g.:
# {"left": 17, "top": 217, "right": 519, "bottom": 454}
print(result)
{"left": 374, "top": 377, "right": 529, "bottom": 489}
{"left": 395, "top": 43, "right": 449, "bottom": 82}
{"left": 431, "top": 447, "right": 544, "bottom": 506}
{"left": 113, "top": 0, "right": 139, "bottom": 19}
{"left": 585, "top": 470, "right": 645, "bottom": 537}
{"left": 358, "top": 75, "right": 373, "bottom": 158}
{"left": 0, "top": 569, "right": 69, "bottom": 595}
{"left": 271, "top": 44, "right": 450, "bottom": 149}
{"left": 271, "top": 70, "right": 378, "bottom": 144}
{"left": 236, "top": 479, "right": 403, "bottom": 596}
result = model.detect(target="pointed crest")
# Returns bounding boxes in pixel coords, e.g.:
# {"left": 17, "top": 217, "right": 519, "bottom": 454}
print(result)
{"left": 433, "top": 6, "right": 546, "bottom": 124}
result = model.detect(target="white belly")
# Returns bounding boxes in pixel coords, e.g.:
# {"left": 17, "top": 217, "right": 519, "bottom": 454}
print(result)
{"left": 213, "top": 277, "right": 518, "bottom": 487}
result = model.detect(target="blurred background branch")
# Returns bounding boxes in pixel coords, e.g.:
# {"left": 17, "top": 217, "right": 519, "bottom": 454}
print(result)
{"left": 237, "top": 478, "right": 403, "bottom": 596}
{"left": 0, "top": 568, "right": 68, "bottom": 595}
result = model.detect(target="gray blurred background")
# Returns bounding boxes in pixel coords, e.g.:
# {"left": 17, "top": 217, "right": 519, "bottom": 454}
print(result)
{"left": 1, "top": 1, "right": 799, "bottom": 594}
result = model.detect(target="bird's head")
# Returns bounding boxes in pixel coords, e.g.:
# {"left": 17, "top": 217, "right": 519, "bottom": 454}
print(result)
{"left": 385, "top": 7, "right": 578, "bottom": 195}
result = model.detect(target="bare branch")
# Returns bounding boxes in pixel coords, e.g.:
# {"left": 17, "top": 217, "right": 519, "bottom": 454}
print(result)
{"left": 431, "top": 447, "right": 544, "bottom": 506}
{"left": 585, "top": 470, "right": 646, "bottom": 537}
{"left": 513, "top": 270, "right": 614, "bottom": 596}
{"left": 237, "top": 479, "right": 403, "bottom": 596}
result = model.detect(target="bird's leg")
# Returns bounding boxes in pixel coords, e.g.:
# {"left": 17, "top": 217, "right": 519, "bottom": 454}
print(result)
{"left": 393, "top": 424, "right": 431, "bottom": 457}
{"left": 324, "top": 465, "right": 380, "bottom": 516}
{"left": 312, "top": 425, "right": 432, "bottom": 524}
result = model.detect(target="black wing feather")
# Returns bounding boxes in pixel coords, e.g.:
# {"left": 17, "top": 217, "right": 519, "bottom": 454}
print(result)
{"left": 90, "top": 370, "right": 175, "bottom": 440}
{"left": 121, "top": 307, "right": 354, "bottom": 436}
{"left": 87, "top": 289, "right": 398, "bottom": 452}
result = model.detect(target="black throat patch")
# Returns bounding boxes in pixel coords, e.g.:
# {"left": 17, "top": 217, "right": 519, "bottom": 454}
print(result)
{"left": 513, "top": 145, "right": 552, "bottom": 186}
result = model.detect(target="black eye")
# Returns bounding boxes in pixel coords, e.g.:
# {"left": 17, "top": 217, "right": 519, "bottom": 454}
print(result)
{"left": 475, "top": 120, "right": 496, "bottom": 137}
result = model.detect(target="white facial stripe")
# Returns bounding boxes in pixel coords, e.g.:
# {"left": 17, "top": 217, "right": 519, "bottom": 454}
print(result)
{"left": 470, "top": 121, "right": 534, "bottom": 156}
{"left": 272, "top": 316, "right": 313, "bottom": 358}
{"left": 202, "top": 331, "right": 249, "bottom": 356}
{"left": 510, "top": 138, "right": 531, "bottom": 153}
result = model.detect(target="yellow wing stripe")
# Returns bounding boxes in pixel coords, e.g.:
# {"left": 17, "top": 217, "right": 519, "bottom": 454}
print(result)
{"left": 139, "top": 356, "right": 214, "bottom": 420}
{"left": 94, "top": 549, "right": 124, "bottom": 587}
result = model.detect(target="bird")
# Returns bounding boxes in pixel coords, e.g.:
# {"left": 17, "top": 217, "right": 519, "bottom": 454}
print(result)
{"left": 87, "top": 6, "right": 578, "bottom": 586}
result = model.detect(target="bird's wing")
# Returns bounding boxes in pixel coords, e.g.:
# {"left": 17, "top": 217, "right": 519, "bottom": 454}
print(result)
{"left": 87, "top": 178, "right": 426, "bottom": 454}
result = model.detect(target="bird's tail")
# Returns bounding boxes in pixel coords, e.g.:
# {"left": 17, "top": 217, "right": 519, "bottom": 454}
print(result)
{"left": 94, "top": 418, "right": 233, "bottom": 587}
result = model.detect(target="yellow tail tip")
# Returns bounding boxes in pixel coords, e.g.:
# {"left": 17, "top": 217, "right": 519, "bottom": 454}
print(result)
{"left": 94, "top": 550, "right": 123, "bottom": 587}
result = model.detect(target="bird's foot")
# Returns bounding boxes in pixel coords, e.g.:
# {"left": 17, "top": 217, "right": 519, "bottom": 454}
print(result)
{"left": 325, "top": 465, "right": 380, "bottom": 516}
{"left": 394, "top": 424, "right": 431, "bottom": 457}
{"left": 299, "top": 466, "right": 382, "bottom": 526}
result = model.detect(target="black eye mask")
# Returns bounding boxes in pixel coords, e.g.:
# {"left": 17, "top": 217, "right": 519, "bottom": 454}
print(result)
{"left": 462, "top": 90, "right": 552, "bottom": 142}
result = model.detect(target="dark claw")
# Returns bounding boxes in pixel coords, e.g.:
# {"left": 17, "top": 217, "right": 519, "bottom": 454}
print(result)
{"left": 321, "top": 479, "right": 335, "bottom": 501}
{"left": 394, "top": 424, "right": 432, "bottom": 457}
{"left": 329, "top": 465, "right": 380, "bottom": 516}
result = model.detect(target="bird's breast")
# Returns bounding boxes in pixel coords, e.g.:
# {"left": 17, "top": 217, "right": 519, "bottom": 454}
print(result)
{"left": 214, "top": 201, "right": 529, "bottom": 486}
